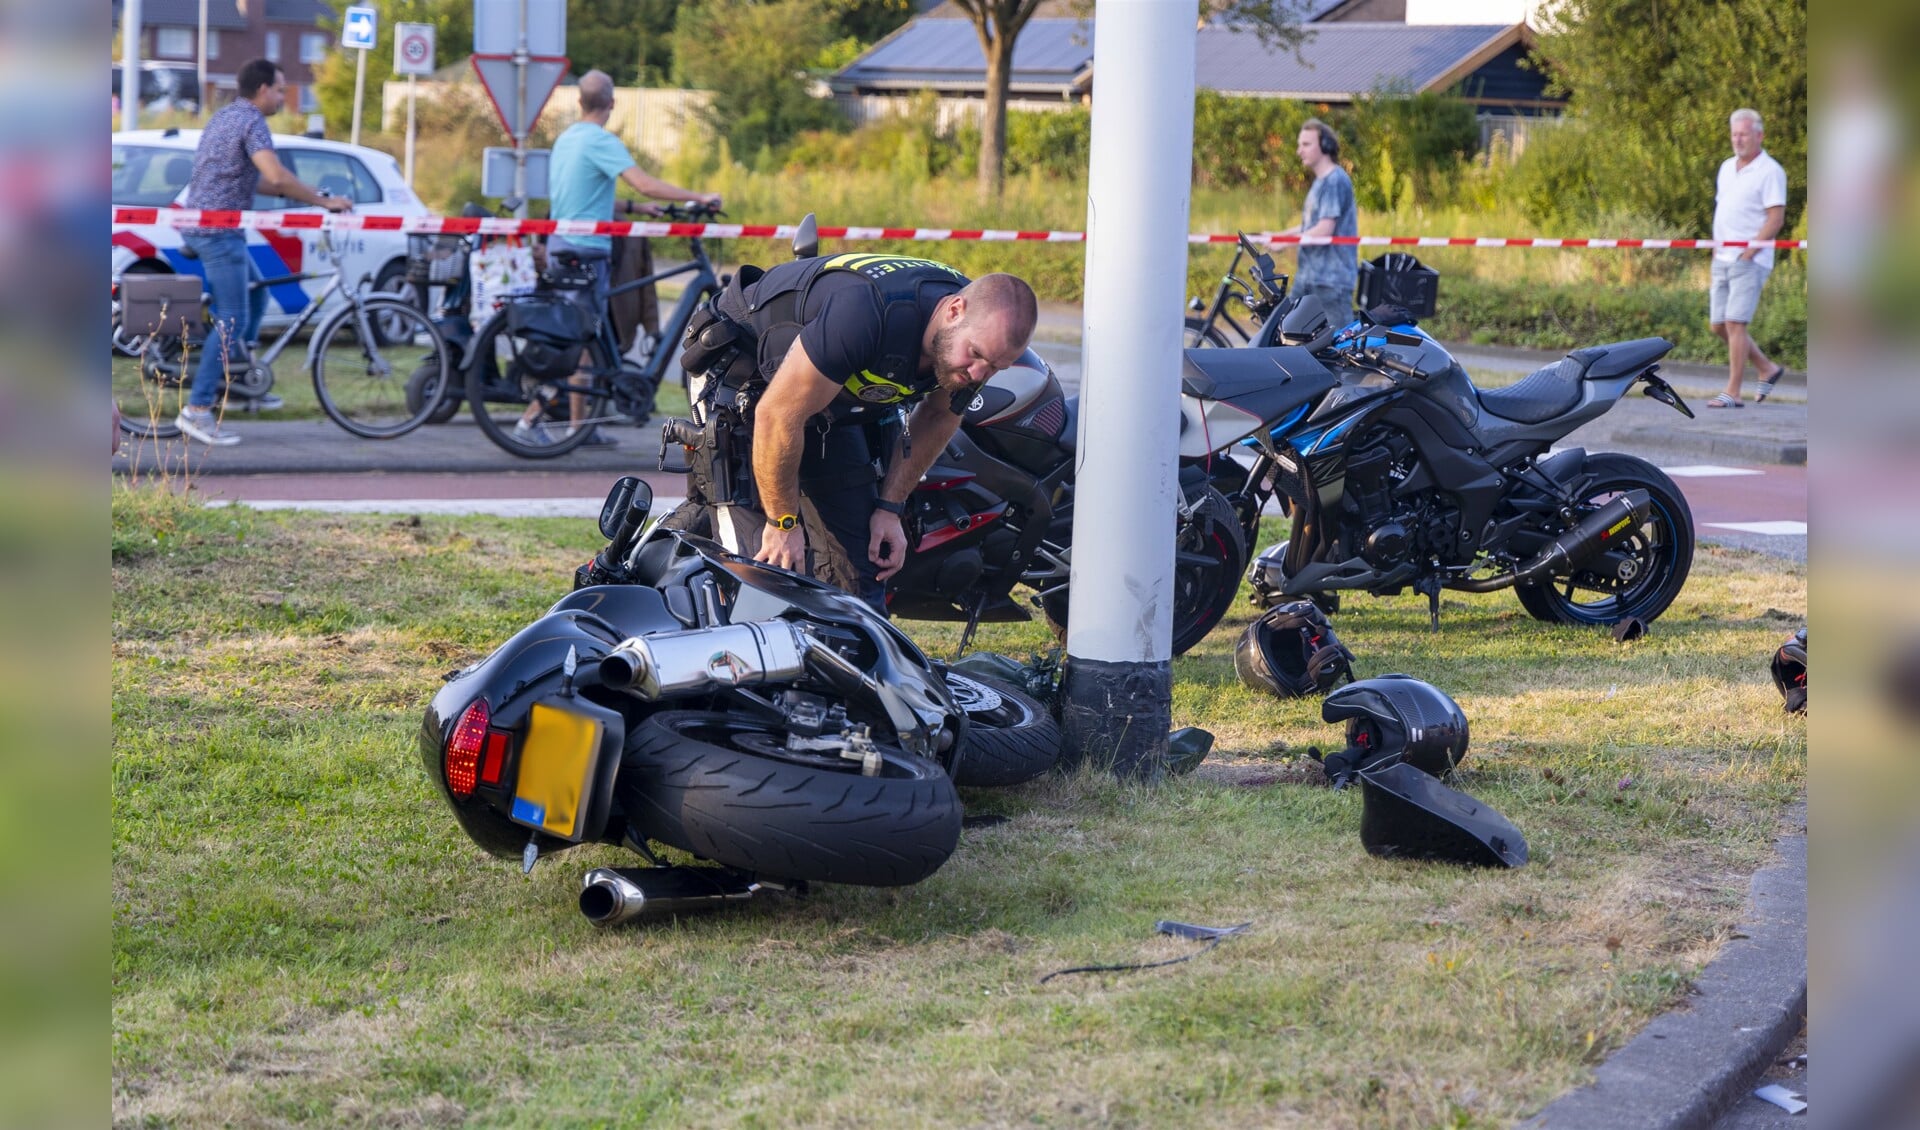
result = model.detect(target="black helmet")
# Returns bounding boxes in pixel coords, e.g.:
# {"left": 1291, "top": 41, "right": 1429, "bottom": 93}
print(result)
{"left": 1234, "top": 600, "right": 1355, "bottom": 699}
{"left": 1318, "top": 674, "right": 1468, "bottom": 786}
{"left": 1770, "top": 627, "right": 1806, "bottom": 714}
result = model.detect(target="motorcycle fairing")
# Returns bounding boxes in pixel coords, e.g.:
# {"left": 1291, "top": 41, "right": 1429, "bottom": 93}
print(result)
{"left": 1357, "top": 760, "right": 1528, "bottom": 868}
{"left": 1178, "top": 347, "right": 1339, "bottom": 459}
{"left": 422, "top": 607, "right": 647, "bottom": 858}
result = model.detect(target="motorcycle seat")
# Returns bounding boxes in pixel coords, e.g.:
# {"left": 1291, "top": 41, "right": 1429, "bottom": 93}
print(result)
{"left": 1059, "top": 395, "right": 1080, "bottom": 455}
{"left": 1568, "top": 337, "right": 1673, "bottom": 380}
{"left": 1476, "top": 357, "right": 1586, "bottom": 424}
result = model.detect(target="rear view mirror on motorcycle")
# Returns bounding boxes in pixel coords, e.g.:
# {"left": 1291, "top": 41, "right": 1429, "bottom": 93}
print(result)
{"left": 597, "top": 476, "right": 654, "bottom": 547}
{"left": 793, "top": 213, "right": 818, "bottom": 261}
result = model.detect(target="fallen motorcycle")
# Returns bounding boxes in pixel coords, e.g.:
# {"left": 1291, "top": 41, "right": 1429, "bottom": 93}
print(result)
{"left": 419, "top": 477, "right": 1060, "bottom": 926}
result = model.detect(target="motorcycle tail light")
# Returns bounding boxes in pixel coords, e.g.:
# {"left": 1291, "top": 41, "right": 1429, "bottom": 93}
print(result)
{"left": 446, "top": 699, "right": 490, "bottom": 797}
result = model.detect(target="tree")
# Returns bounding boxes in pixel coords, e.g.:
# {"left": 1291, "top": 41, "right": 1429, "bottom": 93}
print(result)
{"left": 1534, "top": 0, "right": 1806, "bottom": 232}
{"left": 568, "top": 0, "right": 682, "bottom": 87}
{"left": 314, "top": 0, "right": 471, "bottom": 139}
{"left": 949, "top": 0, "right": 1308, "bottom": 200}
{"left": 672, "top": 0, "right": 844, "bottom": 158}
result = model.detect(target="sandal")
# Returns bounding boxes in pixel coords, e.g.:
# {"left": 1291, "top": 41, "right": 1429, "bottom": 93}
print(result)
{"left": 1754, "top": 365, "right": 1786, "bottom": 402}
{"left": 1705, "top": 392, "right": 1744, "bottom": 409}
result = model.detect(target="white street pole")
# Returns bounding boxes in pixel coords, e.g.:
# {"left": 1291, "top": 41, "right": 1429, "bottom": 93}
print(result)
{"left": 121, "top": 0, "right": 143, "bottom": 132}
{"left": 351, "top": 47, "right": 368, "bottom": 147}
{"left": 512, "top": 0, "right": 529, "bottom": 220}
{"left": 198, "top": 0, "right": 208, "bottom": 121}
{"left": 405, "top": 75, "right": 418, "bottom": 186}
{"left": 1059, "top": 0, "right": 1199, "bottom": 781}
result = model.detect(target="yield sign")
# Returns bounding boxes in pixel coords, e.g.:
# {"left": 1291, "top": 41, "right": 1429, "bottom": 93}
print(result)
{"left": 471, "top": 54, "right": 569, "bottom": 141}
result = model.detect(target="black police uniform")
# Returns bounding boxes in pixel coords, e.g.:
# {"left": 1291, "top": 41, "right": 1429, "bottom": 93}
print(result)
{"left": 709, "top": 252, "right": 972, "bottom": 610}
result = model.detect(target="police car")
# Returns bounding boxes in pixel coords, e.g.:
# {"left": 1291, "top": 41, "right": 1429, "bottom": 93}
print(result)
{"left": 112, "top": 128, "right": 430, "bottom": 350}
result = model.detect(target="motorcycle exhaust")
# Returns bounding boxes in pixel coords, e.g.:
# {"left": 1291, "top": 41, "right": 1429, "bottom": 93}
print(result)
{"left": 1454, "top": 490, "right": 1652, "bottom": 593}
{"left": 579, "top": 867, "right": 760, "bottom": 926}
{"left": 599, "top": 620, "right": 810, "bottom": 699}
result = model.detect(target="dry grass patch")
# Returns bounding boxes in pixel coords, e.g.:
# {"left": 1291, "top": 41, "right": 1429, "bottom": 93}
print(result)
{"left": 112, "top": 498, "right": 1803, "bottom": 1127}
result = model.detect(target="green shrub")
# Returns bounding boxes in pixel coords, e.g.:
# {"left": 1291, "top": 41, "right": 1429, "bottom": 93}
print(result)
{"left": 1005, "top": 109, "right": 1091, "bottom": 179}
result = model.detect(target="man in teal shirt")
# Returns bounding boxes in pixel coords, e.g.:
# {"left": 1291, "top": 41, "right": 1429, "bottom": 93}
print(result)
{"left": 518, "top": 68, "right": 721, "bottom": 447}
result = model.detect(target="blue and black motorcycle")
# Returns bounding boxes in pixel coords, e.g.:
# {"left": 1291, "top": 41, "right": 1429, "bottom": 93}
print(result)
{"left": 1179, "top": 235, "right": 1696, "bottom": 630}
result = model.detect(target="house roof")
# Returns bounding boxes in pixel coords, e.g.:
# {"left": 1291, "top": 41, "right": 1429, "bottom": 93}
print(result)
{"left": 1197, "top": 22, "right": 1527, "bottom": 99}
{"left": 114, "top": 0, "right": 248, "bottom": 31}
{"left": 264, "top": 0, "right": 336, "bottom": 24}
{"left": 834, "top": 17, "right": 1095, "bottom": 97}
{"left": 832, "top": 16, "right": 1538, "bottom": 103}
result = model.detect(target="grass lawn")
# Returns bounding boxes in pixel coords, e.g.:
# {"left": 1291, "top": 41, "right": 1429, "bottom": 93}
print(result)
{"left": 111, "top": 490, "right": 1804, "bottom": 1127}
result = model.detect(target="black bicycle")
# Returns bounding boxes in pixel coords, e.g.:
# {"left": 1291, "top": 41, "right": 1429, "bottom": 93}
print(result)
{"left": 462, "top": 202, "right": 729, "bottom": 459}
{"left": 1183, "top": 232, "right": 1293, "bottom": 348}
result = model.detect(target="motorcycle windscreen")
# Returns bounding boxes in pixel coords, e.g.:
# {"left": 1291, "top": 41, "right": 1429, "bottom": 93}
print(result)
{"left": 1356, "top": 761, "right": 1528, "bottom": 868}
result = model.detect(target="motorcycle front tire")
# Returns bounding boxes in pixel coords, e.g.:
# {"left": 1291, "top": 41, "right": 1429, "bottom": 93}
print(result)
{"left": 618, "top": 710, "right": 962, "bottom": 887}
{"left": 943, "top": 671, "right": 1060, "bottom": 788}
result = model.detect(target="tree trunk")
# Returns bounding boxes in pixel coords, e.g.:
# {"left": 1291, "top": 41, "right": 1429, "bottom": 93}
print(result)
{"left": 977, "top": 37, "right": 1012, "bottom": 200}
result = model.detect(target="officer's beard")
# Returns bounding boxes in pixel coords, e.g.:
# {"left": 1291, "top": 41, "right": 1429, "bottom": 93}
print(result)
{"left": 929, "top": 323, "right": 969, "bottom": 390}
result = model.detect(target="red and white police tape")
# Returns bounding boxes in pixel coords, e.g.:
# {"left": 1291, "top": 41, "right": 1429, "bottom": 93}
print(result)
{"left": 109, "top": 207, "right": 1809, "bottom": 251}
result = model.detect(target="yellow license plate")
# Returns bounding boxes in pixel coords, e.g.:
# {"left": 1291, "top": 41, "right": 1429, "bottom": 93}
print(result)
{"left": 510, "top": 703, "right": 604, "bottom": 840}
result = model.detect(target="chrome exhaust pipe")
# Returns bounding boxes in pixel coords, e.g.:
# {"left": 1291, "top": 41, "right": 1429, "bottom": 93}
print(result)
{"left": 1454, "top": 491, "right": 1652, "bottom": 593}
{"left": 599, "top": 620, "right": 810, "bottom": 699}
{"left": 578, "top": 867, "right": 760, "bottom": 926}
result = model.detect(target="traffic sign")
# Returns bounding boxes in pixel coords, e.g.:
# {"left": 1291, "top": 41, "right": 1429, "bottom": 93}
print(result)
{"left": 395, "top": 22, "right": 436, "bottom": 77}
{"left": 341, "top": 5, "right": 378, "bottom": 50}
{"left": 471, "top": 54, "right": 568, "bottom": 141}
{"left": 474, "top": 0, "right": 565, "bottom": 58}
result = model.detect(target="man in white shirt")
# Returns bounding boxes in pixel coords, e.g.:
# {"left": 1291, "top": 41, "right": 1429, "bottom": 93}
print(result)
{"left": 1706, "top": 107, "right": 1789, "bottom": 408}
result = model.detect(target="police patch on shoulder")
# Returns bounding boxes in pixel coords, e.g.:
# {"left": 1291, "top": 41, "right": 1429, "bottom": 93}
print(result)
{"left": 857, "top": 385, "right": 898, "bottom": 403}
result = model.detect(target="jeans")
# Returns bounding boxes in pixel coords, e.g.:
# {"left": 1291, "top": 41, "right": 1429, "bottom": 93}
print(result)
{"left": 184, "top": 231, "right": 266, "bottom": 409}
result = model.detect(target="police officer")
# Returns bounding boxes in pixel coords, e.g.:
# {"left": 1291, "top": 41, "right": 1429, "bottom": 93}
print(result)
{"left": 707, "top": 254, "right": 1038, "bottom": 611}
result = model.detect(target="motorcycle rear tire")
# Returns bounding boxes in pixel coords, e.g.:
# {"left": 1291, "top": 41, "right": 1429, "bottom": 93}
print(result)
{"left": 406, "top": 358, "right": 464, "bottom": 425}
{"left": 618, "top": 710, "right": 962, "bottom": 887}
{"left": 1513, "top": 452, "right": 1694, "bottom": 628}
{"left": 1039, "top": 483, "right": 1248, "bottom": 657}
{"left": 943, "top": 672, "right": 1060, "bottom": 788}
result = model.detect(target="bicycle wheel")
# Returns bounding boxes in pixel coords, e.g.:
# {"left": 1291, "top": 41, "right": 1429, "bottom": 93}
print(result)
{"left": 463, "top": 309, "right": 618, "bottom": 459}
{"left": 310, "top": 296, "right": 449, "bottom": 439}
{"left": 114, "top": 335, "right": 188, "bottom": 439}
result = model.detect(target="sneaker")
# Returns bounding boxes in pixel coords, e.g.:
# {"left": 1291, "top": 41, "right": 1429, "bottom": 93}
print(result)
{"left": 513, "top": 418, "right": 556, "bottom": 445}
{"left": 176, "top": 408, "right": 241, "bottom": 446}
{"left": 569, "top": 425, "right": 620, "bottom": 447}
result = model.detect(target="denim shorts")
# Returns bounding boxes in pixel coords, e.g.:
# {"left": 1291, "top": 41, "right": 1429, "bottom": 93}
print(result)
{"left": 1709, "top": 258, "right": 1771, "bottom": 325}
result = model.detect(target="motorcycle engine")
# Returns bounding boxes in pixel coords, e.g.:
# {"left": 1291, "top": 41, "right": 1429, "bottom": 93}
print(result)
{"left": 1340, "top": 428, "right": 1462, "bottom": 569}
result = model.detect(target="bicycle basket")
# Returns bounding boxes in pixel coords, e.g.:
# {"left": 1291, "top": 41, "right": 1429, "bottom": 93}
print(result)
{"left": 406, "top": 233, "right": 471, "bottom": 286}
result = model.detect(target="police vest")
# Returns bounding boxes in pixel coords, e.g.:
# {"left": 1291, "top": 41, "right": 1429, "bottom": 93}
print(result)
{"left": 731, "top": 253, "right": 968, "bottom": 408}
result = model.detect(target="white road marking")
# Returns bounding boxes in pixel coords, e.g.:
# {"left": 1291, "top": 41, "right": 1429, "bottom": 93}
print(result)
{"left": 208, "top": 497, "right": 689, "bottom": 518}
{"left": 1660, "top": 465, "right": 1766, "bottom": 478}
{"left": 1703, "top": 520, "right": 1807, "bottom": 536}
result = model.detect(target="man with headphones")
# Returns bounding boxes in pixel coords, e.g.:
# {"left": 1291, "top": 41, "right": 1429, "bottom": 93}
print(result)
{"left": 1279, "top": 118, "right": 1359, "bottom": 320}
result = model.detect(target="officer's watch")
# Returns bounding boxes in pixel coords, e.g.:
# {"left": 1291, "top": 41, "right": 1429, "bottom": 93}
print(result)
{"left": 872, "top": 498, "right": 906, "bottom": 517}
{"left": 768, "top": 513, "right": 799, "bottom": 532}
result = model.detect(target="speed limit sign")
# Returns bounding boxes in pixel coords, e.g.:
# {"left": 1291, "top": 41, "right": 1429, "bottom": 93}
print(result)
{"left": 395, "top": 22, "right": 436, "bottom": 76}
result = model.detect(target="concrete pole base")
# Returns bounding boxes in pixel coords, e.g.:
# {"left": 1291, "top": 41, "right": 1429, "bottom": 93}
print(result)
{"left": 1060, "top": 655, "right": 1172, "bottom": 783}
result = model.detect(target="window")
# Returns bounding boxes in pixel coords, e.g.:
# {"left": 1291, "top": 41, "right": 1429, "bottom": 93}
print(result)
{"left": 111, "top": 145, "right": 195, "bottom": 207}
{"left": 264, "top": 31, "right": 281, "bottom": 62}
{"left": 155, "top": 28, "right": 192, "bottom": 58}
{"left": 283, "top": 148, "right": 383, "bottom": 205}
{"left": 298, "top": 86, "right": 319, "bottom": 114}
{"left": 300, "top": 33, "right": 329, "bottom": 65}
{"left": 206, "top": 30, "right": 220, "bottom": 60}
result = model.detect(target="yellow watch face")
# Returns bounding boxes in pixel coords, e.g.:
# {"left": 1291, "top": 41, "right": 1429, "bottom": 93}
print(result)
{"left": 770, "top": 514, "right": 799, "bottom": 531}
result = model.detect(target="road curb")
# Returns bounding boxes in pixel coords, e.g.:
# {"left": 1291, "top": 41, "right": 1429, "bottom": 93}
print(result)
{"left": 1612, "top": 427, "right": 1807, "bottom": 467}
{"left": 1522, "top": 804, "right": 1807, "bottom": 1130}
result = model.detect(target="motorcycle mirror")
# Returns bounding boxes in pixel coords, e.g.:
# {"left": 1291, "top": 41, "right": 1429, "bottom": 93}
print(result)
{"left": 598, "top": 476, "right": 642, "bottom": 540}
{"left": 793, "top": 213, "right": 819, "bottom": 260}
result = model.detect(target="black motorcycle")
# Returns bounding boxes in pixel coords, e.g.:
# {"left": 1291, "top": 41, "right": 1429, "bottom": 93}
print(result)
{"left": 419, "top": 477, "right": 1060, "bottom": 926}
{"left": 1178, "top": 315, "right": 1697, "bottom": 629}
